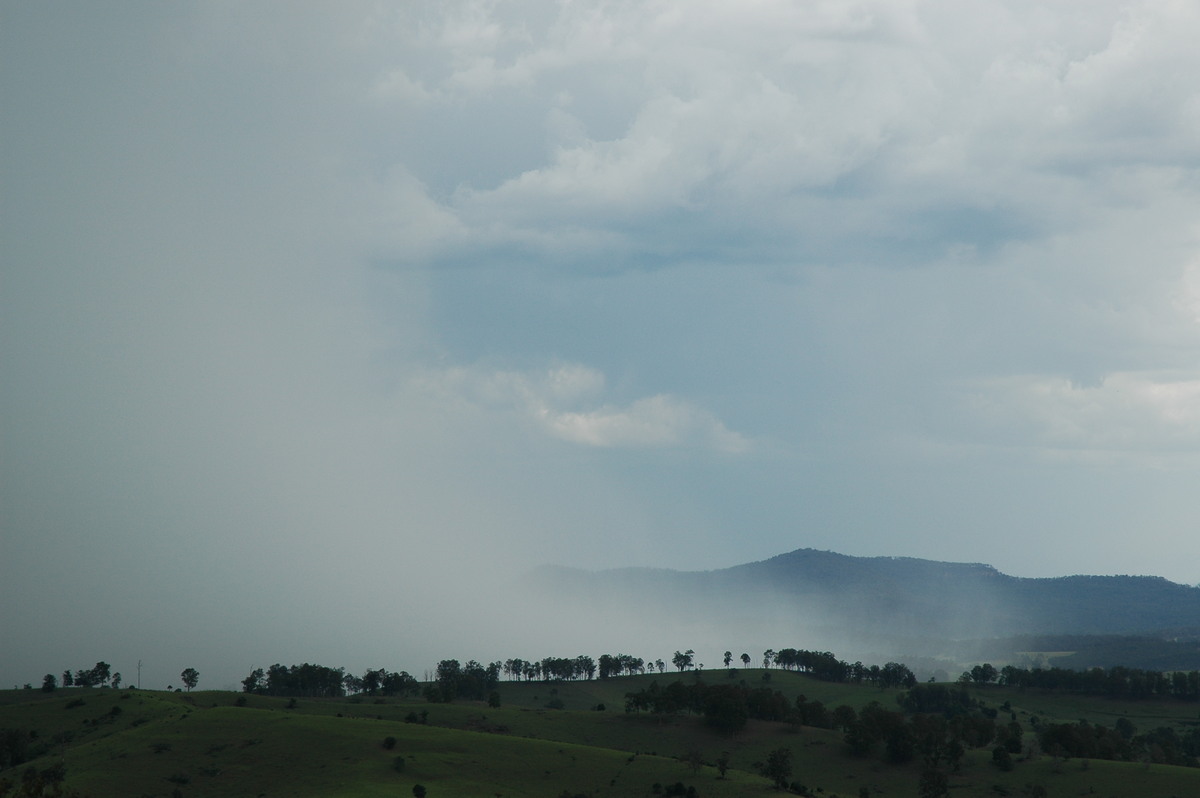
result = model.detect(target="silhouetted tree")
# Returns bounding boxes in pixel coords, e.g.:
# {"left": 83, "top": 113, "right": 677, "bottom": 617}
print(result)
{"left": 41, "top": 674, "right": 56, "bottom": 693}
{"left": 242, "top": 668, "right": 265, "bottom": 693}
{"left": 91, "top": 662, "right": 111, "bottom": 686}
{"left": 180, "top": 668, "right": 199, "bottom": 692}
{"left": 740, "top": 653, "right": 751, "bottom": 668}
{"left": 970, "top": 663, "right": 998, "bottom": 686}
{"left": 759, "top": 747, "right": 792, "bottom": 789}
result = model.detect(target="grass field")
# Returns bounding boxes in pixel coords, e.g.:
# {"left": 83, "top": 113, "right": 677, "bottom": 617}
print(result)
{"left": 4, "top": 670, "right": 1200, "bottom": 797}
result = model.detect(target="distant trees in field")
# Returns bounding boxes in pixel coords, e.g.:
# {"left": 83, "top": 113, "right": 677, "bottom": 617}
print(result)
{"left": 41, "top": 660, "right": 375, "bottom": 696}
{"left": 425, "top": 659, "right": 502, "bottom": 702}
{"left": 755, "top": 649, "right": 917, "bottom": 690}
{"left": 242, "top": 663, "right": 349, "bottom": 698}
{"left": 597, "top": 654, "right": 645, "bottom": 679}
{"left": 52, "top": 662, "right": 117, "bottom": 689}
{"left": 497, "top": 656, "right": 599, "bottom": 683}
{"left": 994, "top": 662, "right": 1200, "bottom": 701}
{"left": 757, "top": 747, "right": 792, "bottom": 790}
{"left": 343, "top": 667, "right": 419, "bottom": 697}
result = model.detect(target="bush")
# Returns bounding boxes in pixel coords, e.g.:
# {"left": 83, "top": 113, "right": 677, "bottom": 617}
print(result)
{"left": 383, "top": 736, "right": 397, "bottom": 750}
{"left": 393, "top": 755, "right": 406, "bottom": 772}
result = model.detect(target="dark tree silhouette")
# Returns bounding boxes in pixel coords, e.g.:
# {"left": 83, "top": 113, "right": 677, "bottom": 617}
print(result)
{"left": 759, "top": 747, "right": 792, "bottom": 789}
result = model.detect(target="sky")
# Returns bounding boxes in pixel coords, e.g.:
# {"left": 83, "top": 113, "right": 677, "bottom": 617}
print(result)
{"left": 3, "top": 0, "right": 1200, "bottom": 689}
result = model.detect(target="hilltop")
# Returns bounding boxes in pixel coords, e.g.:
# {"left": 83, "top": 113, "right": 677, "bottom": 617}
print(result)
{"left": 530, "top": 548, "right": 1200, "bottom": 670}
{"left": 534, "top": 547, "right": 1200, "bottom": 637}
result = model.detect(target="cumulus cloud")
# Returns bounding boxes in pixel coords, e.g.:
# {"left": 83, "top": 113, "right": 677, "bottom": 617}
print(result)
{"left": 417, "top": 364, "right": 750, "bottom": 453}
{"left": 352, "top": 0, "right": 1200, "bottom": 268}
{"left": 966, "top": 371, "right": 1200, "bottom": 457}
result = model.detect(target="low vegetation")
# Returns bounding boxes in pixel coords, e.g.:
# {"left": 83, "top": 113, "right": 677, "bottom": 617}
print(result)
{"left": 6, "top": 648, "right": 1200, "bottom": 797}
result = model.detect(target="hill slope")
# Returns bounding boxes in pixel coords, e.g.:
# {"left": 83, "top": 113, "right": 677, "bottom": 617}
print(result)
{"left": 532, "top": 547, "right": 1200, "bottom": 642}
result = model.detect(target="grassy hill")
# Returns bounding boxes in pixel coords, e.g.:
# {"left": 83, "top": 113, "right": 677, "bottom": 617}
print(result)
{"left": 4, "top": 671, "right": 1200, "bottom": 797}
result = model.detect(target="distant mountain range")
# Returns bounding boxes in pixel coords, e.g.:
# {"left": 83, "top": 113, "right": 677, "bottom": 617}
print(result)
{"left": 531, "top": 548, "right": 1200, "bottom": 644}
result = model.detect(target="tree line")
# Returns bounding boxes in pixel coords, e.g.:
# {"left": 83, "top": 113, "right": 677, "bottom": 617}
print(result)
{"left": 981, "top": 662, "right": 1200, "bottom": 701}
{"left": 1037, "top": 717, "right": 1200, "bottom": 767}
{"left": 33, "top": 663, "right": 201, "bottom": 693}
{"left": 52, "top": 663, "right": 117, "bottom": 691}
{"left": 763, "top": 648, "right": 918, "bottom": 688}
{"left": 241, "top": 664, "right": 420, "bottom": 699}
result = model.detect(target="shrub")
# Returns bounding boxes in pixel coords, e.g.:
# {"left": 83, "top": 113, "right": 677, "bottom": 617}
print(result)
{"left": 383, "top": 736, "right": 397, "bottom": 750}
{"left": 393, "top": 755, "right": 406, "bottom": 772}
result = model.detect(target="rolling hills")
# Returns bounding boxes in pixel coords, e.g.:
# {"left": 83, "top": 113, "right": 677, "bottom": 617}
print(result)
{"left": 5, "top": 669, "right": 1200, "bottom": 797}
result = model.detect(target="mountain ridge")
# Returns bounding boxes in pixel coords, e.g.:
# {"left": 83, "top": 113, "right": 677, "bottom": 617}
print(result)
{"left": 530, "top": 547, "right": 1200, "bottom": 640}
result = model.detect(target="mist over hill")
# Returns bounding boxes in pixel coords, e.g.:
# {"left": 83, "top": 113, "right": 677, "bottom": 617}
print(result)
{"left": 528, "top": 548, "right": 1200, "bottom": 669}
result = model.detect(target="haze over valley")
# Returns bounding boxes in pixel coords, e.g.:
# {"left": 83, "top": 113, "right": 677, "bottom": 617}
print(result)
{"left": 5, "top": 1, "right": 1200, "bottom": 695}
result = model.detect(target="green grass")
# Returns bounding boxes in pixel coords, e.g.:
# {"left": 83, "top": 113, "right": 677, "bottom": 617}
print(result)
{"left": 4, "top": 675, "right": 1200, "bottom": 797}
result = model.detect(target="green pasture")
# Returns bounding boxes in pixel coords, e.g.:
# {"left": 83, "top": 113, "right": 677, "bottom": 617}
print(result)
{"left": 4, "top": 674, "right": 1200, "bottom": 797}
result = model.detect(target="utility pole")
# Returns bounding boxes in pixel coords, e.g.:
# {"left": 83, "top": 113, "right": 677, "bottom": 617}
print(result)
{"left": 137, "top": 660, "right": 142, "bottom": 690}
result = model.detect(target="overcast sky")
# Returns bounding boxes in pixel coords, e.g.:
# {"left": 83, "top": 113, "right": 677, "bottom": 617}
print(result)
{"left": 4, "top": 1, "right": 1200, "bottom": 689}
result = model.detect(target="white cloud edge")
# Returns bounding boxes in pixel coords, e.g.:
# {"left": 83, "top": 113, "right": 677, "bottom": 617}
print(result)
{"left": 415, "top": 363, "right": 751, "bottom": 453}
{"left": 965, "top": 370, "right": 1200, "bottom": 454}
